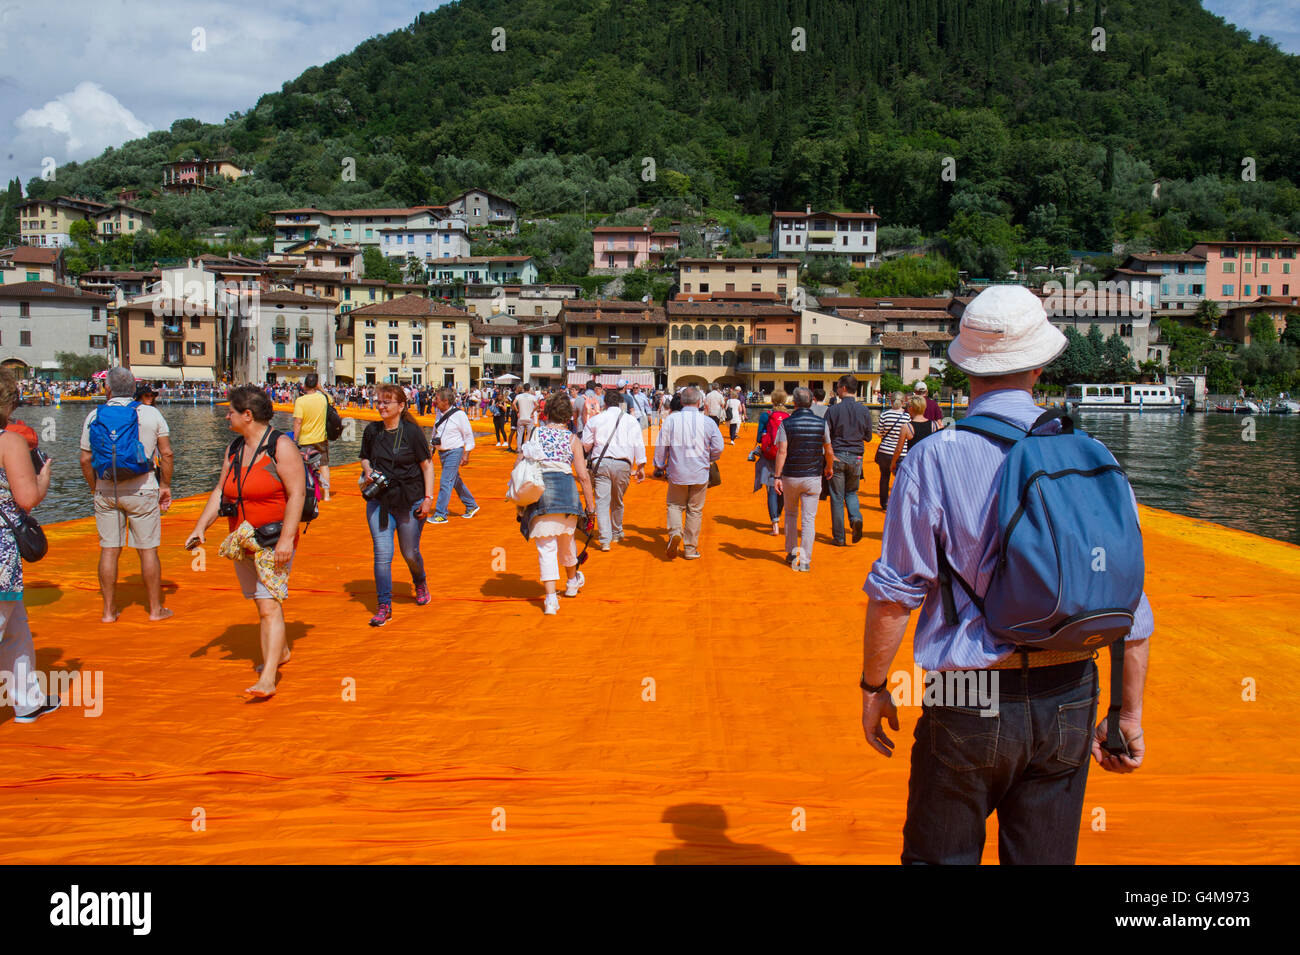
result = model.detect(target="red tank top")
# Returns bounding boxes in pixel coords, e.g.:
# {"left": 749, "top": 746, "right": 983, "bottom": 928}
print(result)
{"left": 223, "top": 430, "right": 292, "bottom": 538}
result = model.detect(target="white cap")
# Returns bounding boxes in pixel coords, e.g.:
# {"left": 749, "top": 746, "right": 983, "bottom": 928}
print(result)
{"left": 617, "top": 379, "right": 627, "bottom": 387}
{"left": 947, "top": 286, "right": 1068, "bottom": 376}
{"left": 913, "top": 380, "right": 928, "bottom": 393}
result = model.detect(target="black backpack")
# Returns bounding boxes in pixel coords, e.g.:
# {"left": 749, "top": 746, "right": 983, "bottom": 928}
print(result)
{"left": 226, "top": 429, "right": 320, "bottom": 526}
{"left": 325, "top": 396, "right": 344, "bottom": 441}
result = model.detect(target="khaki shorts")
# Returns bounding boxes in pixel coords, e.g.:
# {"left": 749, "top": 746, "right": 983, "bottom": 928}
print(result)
{"left": 94, "top": 488, "right": 162, "bottom": 549}
{"left": 304, "top": 441, "right": 330, "bottom": 466}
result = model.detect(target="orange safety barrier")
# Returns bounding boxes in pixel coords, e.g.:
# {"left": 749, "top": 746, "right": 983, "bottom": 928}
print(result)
{"left": 0, "top": 423, "right": 1296, "bottom": 863}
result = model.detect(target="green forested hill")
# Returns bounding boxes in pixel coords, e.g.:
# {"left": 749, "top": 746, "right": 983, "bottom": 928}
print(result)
{"left": 16, "top": 0, "right": 1300, "bottom": 265}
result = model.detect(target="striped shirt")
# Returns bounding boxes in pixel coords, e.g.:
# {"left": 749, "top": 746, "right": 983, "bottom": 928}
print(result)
{"left": 863, "top": 388, "right": 1154, "bottom": 671}
{"left": 876, "top": 408, "right": 910, "bottom": 457}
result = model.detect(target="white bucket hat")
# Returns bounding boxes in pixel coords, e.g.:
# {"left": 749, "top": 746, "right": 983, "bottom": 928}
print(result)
{"left": 947, "top": 285, "right": 1067, "bottom": 376}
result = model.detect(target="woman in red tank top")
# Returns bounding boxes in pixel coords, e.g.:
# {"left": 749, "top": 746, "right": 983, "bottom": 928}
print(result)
{"left": 186, "top": 386, "right": 306, "bottom": 699}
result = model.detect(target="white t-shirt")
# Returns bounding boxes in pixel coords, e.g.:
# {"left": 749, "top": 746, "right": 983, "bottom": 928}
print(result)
{"left": 79, "top": 398, "right": 169, "bottom": 493}
{"left": 515, "top": 392, "right": 538, "bottom": 422}
{"left": 704, "top": 390, "right": 726, "bottom": 418}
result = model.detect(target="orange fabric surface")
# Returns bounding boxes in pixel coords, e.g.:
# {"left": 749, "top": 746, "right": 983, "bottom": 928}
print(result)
{"left": 1, "top": 422, "right": 1297, "bottom": 864}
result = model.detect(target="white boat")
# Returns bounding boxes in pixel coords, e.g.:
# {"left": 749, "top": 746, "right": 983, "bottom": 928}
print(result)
{"left": 1066, "top": 383, "right": 1183, "bottom": 411}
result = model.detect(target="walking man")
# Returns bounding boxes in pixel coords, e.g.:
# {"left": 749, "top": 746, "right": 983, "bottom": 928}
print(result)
{"left": 654, "top": 386, "right": 723, "bottom": 560}
{"left": 427, "top": 386, "right": 479, "bottom": 525}
{"left": 859, "top": 285, "right": 1152, "bottom": 864}
{"left": 772, "top": 387, "right": 834, "bottom": 572}
{"left": 292, "top": 372, "right": 331, "bottom": 501}
{"left": 703, "top": 383, "right": 726, "bottom": 425}
{"left": 514, "top": 384, "right": 539, "bottom": 447}
{"left": 825, "top": 374, "right": 873, "bottom": 546}
{"left": 582, "top": 389, "right": 647, "bottom": 551}
{"left": 78, "top": 366, "right": 174, "bottom": 622}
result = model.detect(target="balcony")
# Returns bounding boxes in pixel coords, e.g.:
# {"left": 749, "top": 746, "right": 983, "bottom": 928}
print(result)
{"left": 162, "top": 354, "right": 183, "bottom": 366}
{"left": 297, "top": 326, "right": 314, "bottom": 340}
{"left": 599, "top": 338, "right": 647, "bottom": 347}
{"left": 271, "top": 325, "right": 290, "bottom": 341}
{"left": 268, "top": 356, "right": 316, "bottom": 368}
{"left": 161, "top": 324, "right": 183, "bottom": 338}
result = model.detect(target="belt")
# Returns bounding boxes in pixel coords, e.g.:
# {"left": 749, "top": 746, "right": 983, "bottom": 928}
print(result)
{"left": 990, "top": 648, "right": 1095, "bottom": 670}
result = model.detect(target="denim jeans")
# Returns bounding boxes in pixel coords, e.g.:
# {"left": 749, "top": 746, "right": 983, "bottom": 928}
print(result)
{"left": 828, "top": 453, "right": 863, "bottom": 542}
{"left": 435, "top": 448, "right": 477, "bottom": 518}
{"left": 766, "top": 484, "right": 784, "bottom": 522}
{"left": 901, "top": 660, "right": 1099, "bottom": 865}
{"left": 366, "top": 499, "right": 427, "bottom": 604}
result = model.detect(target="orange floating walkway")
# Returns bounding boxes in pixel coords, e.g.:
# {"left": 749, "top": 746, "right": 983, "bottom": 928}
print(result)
{"left": 1, "top": 425, "right": 1297, "bottom": 864}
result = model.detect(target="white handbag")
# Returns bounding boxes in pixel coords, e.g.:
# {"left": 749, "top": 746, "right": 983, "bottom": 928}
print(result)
{"left": 506, "top": 441, "right": 546, "bottom": 505}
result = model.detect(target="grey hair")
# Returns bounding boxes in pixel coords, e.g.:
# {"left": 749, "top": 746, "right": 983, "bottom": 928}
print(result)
{"left": 792, "top": 386, "right": 813, "bottom": 408}
{"left": 891, "top": 391, "right": 905, "bottom": 408}
{"left": 107, "top": 366, "right": 136, "bottom": 397}
{"left": 680, "top": 386, "right": 702, "bottom": 406}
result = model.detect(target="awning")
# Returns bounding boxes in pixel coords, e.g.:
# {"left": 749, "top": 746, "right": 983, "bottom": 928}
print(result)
{"left": 183, "top": 367, "right": 215, "bottom": 381}
{"left": 566, "top": 371, "right": 655, "bottom": 388}
{"left": 130, "top": 364, "right": 183, "bottom": 381}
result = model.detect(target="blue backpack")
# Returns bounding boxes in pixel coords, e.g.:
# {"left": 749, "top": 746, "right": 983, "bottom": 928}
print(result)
{"left": 88, "top": 401, "right": 153, "bottom": 481}
{"left": 936, "top": 409, "right": 1144, "bottom": 756}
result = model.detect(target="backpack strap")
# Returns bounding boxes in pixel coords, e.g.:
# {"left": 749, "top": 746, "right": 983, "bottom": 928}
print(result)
{"left": 936, "top": 542, "right": 984, "bottom": 626}
{"left": 953, "top": 413, "right": 1029, "bottom": 444}
{"left": 1104, "top": 641, "right": 1128, "bottom": 756}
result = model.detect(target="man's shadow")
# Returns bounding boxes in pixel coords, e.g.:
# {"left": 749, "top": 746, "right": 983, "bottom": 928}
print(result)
{"left": 654, "top": 803, "right": 798, "bottom": 865}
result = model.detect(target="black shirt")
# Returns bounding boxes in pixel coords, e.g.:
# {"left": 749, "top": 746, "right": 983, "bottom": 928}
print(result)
{"left": 825, "top": 395, "right": 873, "bottom": 455}
{"left": 360, "top": 418, "right": 432, "bottom": 511}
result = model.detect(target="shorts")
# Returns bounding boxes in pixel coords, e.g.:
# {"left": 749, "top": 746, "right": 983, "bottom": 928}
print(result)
{"left": 233, "top": 553, "right": 295, "bottom": 600}
{"left": 94, "top": 488, "right": 162, "bottom": 549}
{"left": 304, "top": 441, "right": 330, "bottom": 466}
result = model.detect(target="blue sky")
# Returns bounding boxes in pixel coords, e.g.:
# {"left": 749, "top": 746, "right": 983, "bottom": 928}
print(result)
{"left": 0, "top": 1, "right": 1295, "bottom": 192}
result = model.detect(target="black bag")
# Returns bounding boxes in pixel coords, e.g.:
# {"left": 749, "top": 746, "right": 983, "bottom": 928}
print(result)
{"left": 325, "top": 397, "right": 344, "bottom": 441}
{"left": 0, "top": 502, "right": 47, "bottom": 562}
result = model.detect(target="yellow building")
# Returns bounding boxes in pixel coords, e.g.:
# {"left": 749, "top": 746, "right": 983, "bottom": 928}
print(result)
{"left": 16, "top": 196, "right": 108, "bottom": 247}
{"left": 95, "top": 203, "right": 154, "bottom": 238}
{"left": 346, "top": 294, "right": 473, "bottom": 388}
{"left": 676, "top": 256, "right": 800, "bottom": 301}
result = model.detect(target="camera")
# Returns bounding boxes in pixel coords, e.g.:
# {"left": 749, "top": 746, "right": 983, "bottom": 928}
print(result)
{"left": 31, "top": 448, "right": 50, "bottom": 472}
{"left": 217, "top": 500, "right": 237, "bottom": 518}
{"left": 361, "top": 470, "right": 391, "bottom": 500}
{"left": 430, "top": 435, "right": 441, "bottom": 448}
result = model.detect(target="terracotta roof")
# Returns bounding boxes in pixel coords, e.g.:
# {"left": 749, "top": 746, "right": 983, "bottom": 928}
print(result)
{"left": 290, "top": 271, "right": 349, "bottom": 282}
{"left": 562, "top": 300, "right": 666, "bottom": 323}
{"left": 771, "top": 210, "right": 880, "bottom": 220}
{"left": 471, "top": 321, "right": 524, "bottom": 337}
{"left": 677, "top": 257, "right": 800, "bottom": 266}
{"left": 348, "top": 294, "right": 470, "bottom": 318}
{"left": 470, "top": 336, "right": 487, "bottom": 345}
{"left": 1, "top": 246, "right": 63, "bottom": 265}
{"left": 0, "top": 281, "right": 108, "bottom": 303}
{"left": 528, "top": 322, "right": 563, "bottom": 334}
{"left": 1125, "top": 252, "right": 1206, "bottom": 263}
{"left": 839, "top": 308, "right": 950, "bottom": 321}
{"left": 666, "top": 301, "right": 798, "bottom": 318}
{"left": 591, "top": 225, "right": 650, "bottom": 233}
{"left": 649, "top": 231, "right": 680, "bottom": 239}
{"left": 427, "top": 256, "right": 533, "bottom": 265}
{"left": 876, "top": 332, "right": 931, "bottom": 350}
{"left": 819, "top": 296, "right": 950, "bottom": 309}
{"left": 1107, "top": 268, "right": 1163, "bottom": 278}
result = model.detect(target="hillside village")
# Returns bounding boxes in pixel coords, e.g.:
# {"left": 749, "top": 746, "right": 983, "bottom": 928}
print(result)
{"left": 2, "top": 172, "right": 1297, "bottom": 397}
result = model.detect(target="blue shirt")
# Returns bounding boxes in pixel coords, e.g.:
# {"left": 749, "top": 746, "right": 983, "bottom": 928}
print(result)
{"left": 654, "top": 406, "right": 723, "bottom": 485}
{"left": 863, "top": 388, "right": 1154, "bottom": 671}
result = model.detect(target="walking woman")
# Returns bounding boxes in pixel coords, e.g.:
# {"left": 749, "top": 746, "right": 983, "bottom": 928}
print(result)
{"left": 517, "top": 392, "right": 596, "bottom": 616}
{"left": 186, "top": 385, "right": 305, "bottom": 698}
{"left": 725, "top": 387, "right": 744, "bottom": 445}
{"left": 492, "top": 391, "right": 509, "bottom": 447}
{"left": 752, "top": 389, "right": 789, "bottom": 535}
{"left": 0, "top": 368, "right": 57, "bottom": 722}
{"left": 359, "top": 383, "right": 436, "bottom": 627}
{"left": 875, "top": 391, "right": 910, "bottom": 510}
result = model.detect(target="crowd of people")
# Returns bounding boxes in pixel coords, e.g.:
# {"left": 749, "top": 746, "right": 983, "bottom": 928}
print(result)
{"left": 0, "top": 285, "right": 1154, "bottom": 865}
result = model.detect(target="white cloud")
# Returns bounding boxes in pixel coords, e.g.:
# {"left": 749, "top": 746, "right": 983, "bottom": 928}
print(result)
{"left": 15, "top": 81, "right": 151, "bottom": 155}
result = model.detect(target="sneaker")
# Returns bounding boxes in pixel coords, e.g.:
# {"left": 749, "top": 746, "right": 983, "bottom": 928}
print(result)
{"left": 796, "top": 562, "right": 811, "bottom": 572}
{"left": 414, "top": 584, "right": 431, "bottom": 606}
{"left": 12, "top": 696, "right": 61, "bottom": 723}
{"left": 543, "top": 593, "right": 560, "bottom": 615}
{"left": 426, "top": 515, "right": 448, "bottom": 525}
{"left": 564, "top": 571, "right": 585, "bottom": 597}
{"left": 851, "top": 518, "right": 863, "bottom": 543}
{"left": 666, "top": 533, "right": 682, "bottom": 559}
{"left": 683, "top": 551, "right": 701, "bottom": 560}
{"left": 599, "top": 541, "right": 611, "bottom": 552}
{"left": 747, "top": 449, "right": 759, "bottom": 462}
{"left": 369, "top": 604, "right": 393, "bottom": 627}
{"left": 462, "top": 506, "right": 481, "bottom": 520}
{"left": 786, "top": 550, "right": 798, "bottom": 567}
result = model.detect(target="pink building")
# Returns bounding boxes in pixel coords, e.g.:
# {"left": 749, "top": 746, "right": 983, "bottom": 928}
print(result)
{"left": 1188, "top": 240, "right": 1299, "bottom": 306}
{"left": 592, "top": 226, "right": 651, "bottom": 270}
{"left": 647, "top": 231, "right": 681, "bottom": 267}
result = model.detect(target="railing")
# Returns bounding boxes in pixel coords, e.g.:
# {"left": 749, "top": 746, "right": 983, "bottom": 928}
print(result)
{"left": 161, "top": 324, "right": 183, "bottom": 338}
{"left": 162, "top": 354, "right": 183, "bottom": 366}
{"left": 268, "top": 356, "right": 316, "bottom": 367}
{"left": 297, "top": 327, "right": 314, "bottom": 340}
{"left": 271, "top": 326, "right": 290, "bottom": 340}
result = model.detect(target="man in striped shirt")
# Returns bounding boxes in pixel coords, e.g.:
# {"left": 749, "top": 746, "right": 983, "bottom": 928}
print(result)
{"left": 874, "top": 393, "right": 910, "bottom": 510}
{"left": 859, "top": 285, "right": 1152, "bottom": 865}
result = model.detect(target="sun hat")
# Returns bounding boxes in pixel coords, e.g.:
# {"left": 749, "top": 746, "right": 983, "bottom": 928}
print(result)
{"left": 947, "top": 285, "right": 1067, "bottom": 376}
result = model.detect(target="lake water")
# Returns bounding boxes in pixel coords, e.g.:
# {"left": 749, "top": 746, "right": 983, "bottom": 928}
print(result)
{"left": 16, "top": 402, "right": 1300, "bottom": 546}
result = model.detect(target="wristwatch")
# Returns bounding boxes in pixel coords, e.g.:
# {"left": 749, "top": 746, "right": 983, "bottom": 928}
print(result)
{"left": 859, "top": 674, "right": 888, "bottom": 694}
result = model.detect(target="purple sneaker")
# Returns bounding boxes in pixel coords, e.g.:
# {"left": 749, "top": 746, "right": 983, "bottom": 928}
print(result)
{"left": 369, "top": 603, "right": 393, "bottom": 627}
{"left": 414, "top": 584, "right": 431, "bottom": 606}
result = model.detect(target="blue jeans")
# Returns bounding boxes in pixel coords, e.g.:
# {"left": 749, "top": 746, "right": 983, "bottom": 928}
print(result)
{"left": 435, "top": 447, "right": 477, "bottom": 518}
{"left": 766, "top": 485, "right": 784, "bottom": 521}
{"left": 828, "top": 453, "right": 863, "bottom": 542}
{"left": 901, "top": 660, "right": 1099, "bottom": 865}
{"left": 366, "top": 499, "right": 427, "bottom": 604}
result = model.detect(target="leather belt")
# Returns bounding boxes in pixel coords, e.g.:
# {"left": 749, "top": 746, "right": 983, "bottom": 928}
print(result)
{"left": 990, "top": 648, "right": 1095, "bottom": 670}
